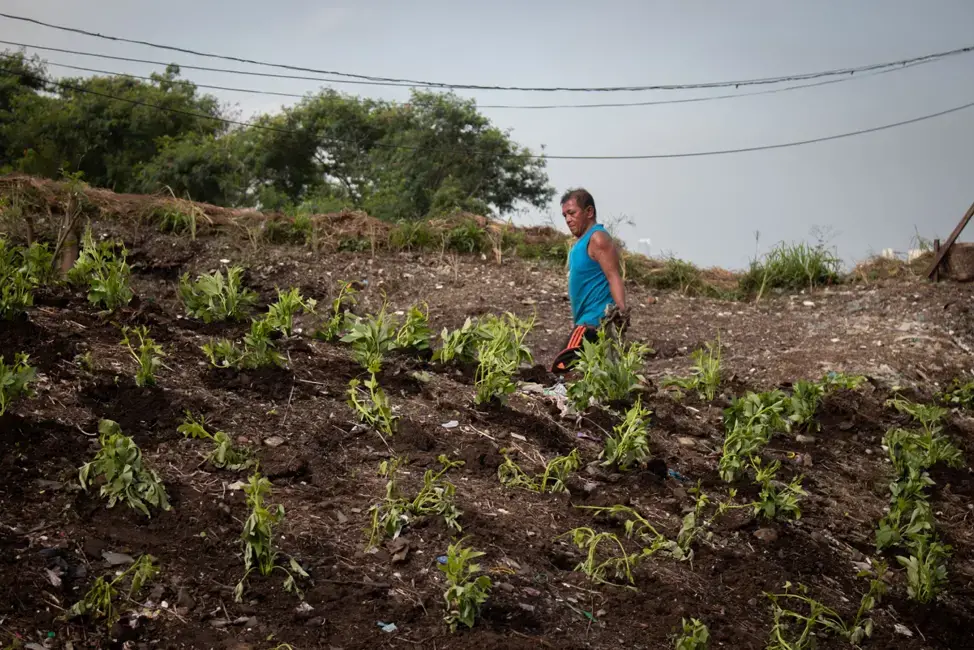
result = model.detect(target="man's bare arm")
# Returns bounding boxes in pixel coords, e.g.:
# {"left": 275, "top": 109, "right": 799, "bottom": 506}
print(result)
{"left": 589, "top": 230, "right": 627, "bottom": 312}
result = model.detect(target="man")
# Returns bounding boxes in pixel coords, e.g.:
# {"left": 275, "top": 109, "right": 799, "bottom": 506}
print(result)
{"left": 551, "top": 188, "right": 629, "bottom": 373}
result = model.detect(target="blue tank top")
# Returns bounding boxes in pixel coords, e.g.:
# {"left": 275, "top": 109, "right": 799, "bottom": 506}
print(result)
{"left": 568, "top": 224, "right": 615, "bottom": 327}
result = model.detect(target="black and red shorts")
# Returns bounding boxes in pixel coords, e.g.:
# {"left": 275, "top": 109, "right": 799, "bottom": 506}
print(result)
{"left": 550, "top": 325, "right": 600, "bottom": 373}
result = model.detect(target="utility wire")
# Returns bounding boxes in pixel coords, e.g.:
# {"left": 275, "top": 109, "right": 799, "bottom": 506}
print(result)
{"left": 35, "top": 55, "right": 942, "bottom": 110}
{"left": 3, "top": 12, "right": 973, "bottom": 93}
{"left": 3, "top": 67, "right": 973, "bottom": 160}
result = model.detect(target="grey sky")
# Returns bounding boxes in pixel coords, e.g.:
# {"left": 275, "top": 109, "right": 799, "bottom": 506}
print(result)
{"left": 3, "top": 0, "right": 974, "bottom": 270}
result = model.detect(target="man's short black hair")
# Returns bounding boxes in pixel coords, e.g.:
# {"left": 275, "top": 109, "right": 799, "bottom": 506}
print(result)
{"left": 560, "top": 187, "right": 596, "bottom": 218}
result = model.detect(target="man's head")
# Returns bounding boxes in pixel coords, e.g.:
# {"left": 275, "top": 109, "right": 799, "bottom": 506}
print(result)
{"left": 560, "top": 188, "right": 596, "bottom": 238}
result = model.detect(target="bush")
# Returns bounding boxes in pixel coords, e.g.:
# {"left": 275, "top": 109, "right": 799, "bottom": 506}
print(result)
{"left": 739, "top": 242, "right": 841, "bottom": 298}
{"left": 389, "top": 220, "right": 437, "bottom": 251}
{"left": 444, "top": 219, "right": 488, "bottom": 254}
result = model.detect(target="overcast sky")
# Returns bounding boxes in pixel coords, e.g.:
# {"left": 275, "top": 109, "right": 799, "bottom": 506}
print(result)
{"left": 3, "top": 1, "right": 974, "bottom": 270}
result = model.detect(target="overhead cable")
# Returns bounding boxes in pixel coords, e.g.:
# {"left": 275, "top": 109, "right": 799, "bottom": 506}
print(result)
{"left": 2, "top": 12, "right": 972, "bottom": 93}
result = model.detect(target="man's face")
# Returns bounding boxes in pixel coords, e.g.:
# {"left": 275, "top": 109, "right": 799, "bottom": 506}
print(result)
{"left": 562, "top": 198, "right": 593, "bottom": 238}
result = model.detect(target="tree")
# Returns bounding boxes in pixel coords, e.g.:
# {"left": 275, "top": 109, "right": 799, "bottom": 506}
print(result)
{"left": 2, "top": 60, "right": 223, "bottom": 191}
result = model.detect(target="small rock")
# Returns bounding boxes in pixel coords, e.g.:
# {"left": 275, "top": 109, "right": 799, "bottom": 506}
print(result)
{"left": 838, "top": 421, "right": 854, "bottom": 431}
{"left": 335, "top": 510, "right": 349, "bottom": 524}
{"left": 582, "top": 481, "right": 598, "bottom": 494}
{"left": 795, "top": 434, "right": 817, "bottom": 444}
{"left": 246, "top": 617, "right": 258, "bottom": 628}
{"left": 441, "top": 420, "right": 459, "bottom": 429}
{"left": 894, "top": 623, "right": 914, "bottom": 637}
{"left": 802, "top": 453, "right": 814, "bottom": 467}
{"left": 177, "top": 587, "right": 195, "bottom": 611}
{"left": 83, "top": 537, "right": 107, "bottom": 559}
{"left": 102, "top": 551, "right": 135, "bottom": 566}
{"left": 803, "top": 301, "right": 815, "bottom": 307}
{"left": 496, "top": 582, "right": 515, "bottom": 593}
{"left": 810, "top": 531, "right": 826, "bottom": 544}
{"left": 305, "top": 616, "right": 325, "bottom": 627}
{"left": 264, "top": 436, "right": 286, "bottom": 447}
{"left": 676, "top": 437, "right": 697, "bottom": 447}
{"left": 34, "top": 479, "right": 63, "bottom": 491}
{"left": 518, "top": 603, "right": 536, "bottom": 613}
{"left": 753, "top": 528, "right": 778, "bottom": 543}
{"left": 672, "top": 487, "right": 688, "bottom": 500}
{"left": 209, "top": 618, "right": 230, "bottom": 628}
{"left": 523, "top": 587, "right": 541, "bottom": 598}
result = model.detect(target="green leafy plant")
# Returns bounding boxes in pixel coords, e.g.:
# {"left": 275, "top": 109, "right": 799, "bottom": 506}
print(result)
{"left": 78, "top": 419, "right": 170, "bottom": 517}
{"left": 0, "top": 238, "right": 35, "bottom": 320}
{"left": 0, "top": 353, "right": 37, "bottom": 416}
{"left": 719, "top": 390, "right": 788, "bottom": 482}
{"left": 314, "top": 280, "right": 357, "bottom": 341}
{"left": 202, "top": 318, "right": 285, "bottom": 369}
{"left": 897, "top": 537, "right": 950, "bottom": 604}
{"left": 579, "top": 504, "right": 685, "bottom": 562}
{"left": 663, "top": 336, "right": 722, "bottom": 401}
{"left": 765, "top": 564, "right": 888, "bottom": 649}
{"left": 367, "top": 456, "right": 463, "bottom": 548}
{"left": 883, "top": 427, "right": 964, "bottom": 476}
{"left": 886, "top": 396, "right": 949, "bottom": 435}
{"left": 786, "top": 380, "right": 826, "bottom": 431}
{"left": 178, "top": 266, "right": 257, "bottom": 323}
{"left": 497, "top": 454, "right": 540, "bottom": 492}
{"left": 434, "top": 317, "right": 488, "bottom": 365}
{"left": 559, "top": 527, "right": 638, "bottom": 587}
{"left": 567, "top": 325, "right": 650, "bottom": 410}
{"left": 19, "top": 242, "right": 58, "bottom": 287}
{"left": 498, "top": 449, "right": 581, "bottom": 494}
{"left": 67, "top": 226, "right": 133, "bottom": 311}
{"left": 751, "top": 457, "right": 805, "bottom": 521}
{"left": 601, "top": 399, "right": 652, "bottom": 471}
{"left": 235, "top": 472, "right": 308, "bottom": 602}
{"left": 347, "top": 374, "right": 398, "bottom": 438}
{"left": 474, "top": 312, "right": 535, "bottom": 405}
{"left": 266, "top": 286, "right": 316, "bottom": 336}
{"left": 120, "top": 325, "right": 166, "bottom": 387}
{"left": 439, "top": 537, "right": 492, "bottom": 631}
{"left": 538, "top": 449, "right": 581, "bottom": 494}
{"left": 409, "top": 459, "right": 464, "bottom": 532}
{"left": 875, "top": 468, "right": 935, "bottom": 551}
{"left": 178, "top": 412, "right": 253, "bottom": 470}
{"left": 675, "top": 618, "right": 710, "bottom": 650}
{"left": 395, "top": 302, "right": 433, "bottom": 352}
{"left": 941, "top": 377, "right": 974, "bottom": 409}
{"left": 66, "top": 554, "right": 159, "bottom": 627}
{"left": 341, "top": 305, "right": 398, "bottom": 373}
{"left": 367, "top": 457, "right": 411, "bottom": 548}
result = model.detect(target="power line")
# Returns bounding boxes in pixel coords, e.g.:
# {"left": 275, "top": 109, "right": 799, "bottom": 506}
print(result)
{"left": 35, "top": 55, "right": 942, "bottom": 111}
{"left": 3, "top": 12, "right": 973, "bottom": 93}
{"left": 3, "top": 66, "right": 973, "bottom": 160}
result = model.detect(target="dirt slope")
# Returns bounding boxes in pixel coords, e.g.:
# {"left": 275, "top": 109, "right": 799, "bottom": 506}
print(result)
{"left": 2, "top": 200, "right": 974, "bottom": 650}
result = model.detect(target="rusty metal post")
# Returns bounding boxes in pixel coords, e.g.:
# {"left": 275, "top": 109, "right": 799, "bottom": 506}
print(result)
{"left": 933, "top": 239, "right": 941, "bottom": 282}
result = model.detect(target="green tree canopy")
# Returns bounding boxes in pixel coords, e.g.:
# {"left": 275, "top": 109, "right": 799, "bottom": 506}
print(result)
{"left": 0, "top": 52, "right": 554, "bottom": 218}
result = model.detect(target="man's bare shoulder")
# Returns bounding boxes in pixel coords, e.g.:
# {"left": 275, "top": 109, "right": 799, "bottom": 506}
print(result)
{"left": 588, "top": 229, "right": 617, "bottom": 255}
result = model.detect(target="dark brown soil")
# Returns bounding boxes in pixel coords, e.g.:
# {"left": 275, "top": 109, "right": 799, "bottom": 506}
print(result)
{"left": 2, "top": 207, "right": 974, "bottom": 650}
